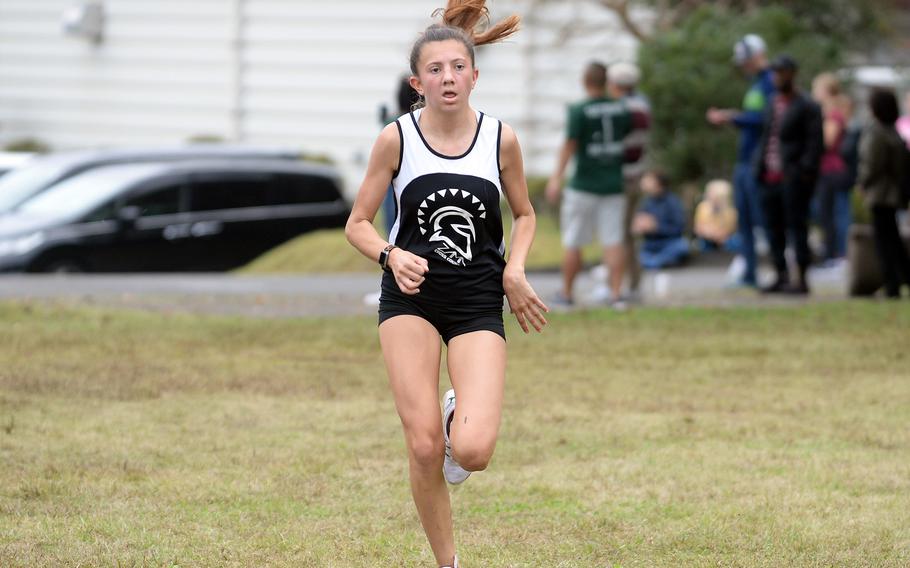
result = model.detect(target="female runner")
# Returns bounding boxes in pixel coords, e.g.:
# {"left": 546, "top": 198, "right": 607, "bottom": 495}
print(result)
{"left": 345, "top": 2, "right": 548, "bottom": 565}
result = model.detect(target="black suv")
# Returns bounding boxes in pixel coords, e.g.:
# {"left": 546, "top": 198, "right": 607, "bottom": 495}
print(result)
{"left": 0, "top": 145, "right": 303, "bottom": 215}
{"left": 0, "top": 159, "right": 348, "bottom": 272}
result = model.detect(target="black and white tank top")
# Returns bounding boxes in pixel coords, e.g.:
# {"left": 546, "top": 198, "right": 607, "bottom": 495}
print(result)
{"left": 383, "top": 108, "right": 506, "bottom": 306}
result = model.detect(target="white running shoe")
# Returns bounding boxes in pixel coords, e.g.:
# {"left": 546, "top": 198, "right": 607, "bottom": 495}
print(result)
{"left": 442, "top": 389, "right": 471, "bottom": 485}
{"left": 441, "top": 554, "right": 459, "bottom": 568}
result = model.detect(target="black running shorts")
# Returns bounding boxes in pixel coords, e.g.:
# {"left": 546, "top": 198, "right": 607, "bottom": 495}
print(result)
{"left": 378, "top": 287, "right": 505, "bottom": 344}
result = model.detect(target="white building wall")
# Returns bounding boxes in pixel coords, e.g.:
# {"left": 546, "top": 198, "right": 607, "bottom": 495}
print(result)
{"left": 0, "top": 0, "right": 640, "bottom": 193}
{"left": 0, "top": 0, "right": 234, "bottom": 147}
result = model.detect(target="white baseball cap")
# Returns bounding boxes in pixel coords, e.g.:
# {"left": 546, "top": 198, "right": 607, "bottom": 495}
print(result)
{"left": 733, "top": 34, "right": 766, "bottom": 66}
{"left": 608, "top": 61, "right": 641, "bottom": 87}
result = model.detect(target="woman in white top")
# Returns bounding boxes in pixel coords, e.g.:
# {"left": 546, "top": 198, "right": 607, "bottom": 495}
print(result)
{"left": 345, "top": 2, "right": 548, "bottom": 566}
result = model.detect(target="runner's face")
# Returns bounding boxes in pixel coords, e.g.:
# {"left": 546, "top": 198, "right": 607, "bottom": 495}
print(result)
{"left": 411, "top": 39, "right": 478, "bottom": 111}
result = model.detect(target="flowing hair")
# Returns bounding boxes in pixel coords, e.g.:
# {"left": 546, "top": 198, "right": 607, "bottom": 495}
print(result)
{"left": 409, "top": 0, "right": 520, "bottom": 74}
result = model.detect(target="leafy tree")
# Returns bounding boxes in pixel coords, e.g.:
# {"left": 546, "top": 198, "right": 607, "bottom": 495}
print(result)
{"left": 592, "top": 0, "right": 886, "bottom": 45}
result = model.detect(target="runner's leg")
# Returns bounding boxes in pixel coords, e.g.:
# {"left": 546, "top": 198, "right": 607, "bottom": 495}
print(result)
{"left": 445, "top": 330, "right": 507, "bottom": 472}
{"left": 380, "top": 315, "right": 454, "bottom": 566}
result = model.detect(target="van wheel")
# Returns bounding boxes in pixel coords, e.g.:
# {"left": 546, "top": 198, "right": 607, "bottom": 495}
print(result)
{"left": 38, "top": 259, "right": 87, "bottom": 274}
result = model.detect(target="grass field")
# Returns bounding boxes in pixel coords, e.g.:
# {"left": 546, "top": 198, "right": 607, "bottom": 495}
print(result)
{"left": 1, "top": 301, "right": 909, "bottom": 567}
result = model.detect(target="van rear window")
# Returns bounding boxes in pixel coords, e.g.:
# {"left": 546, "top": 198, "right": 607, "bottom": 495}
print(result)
{"left": 190, "top": 177, "right": 271, "bottom": 212}
{"left": 269, "top": 174, "right": 340, "bottom": 205}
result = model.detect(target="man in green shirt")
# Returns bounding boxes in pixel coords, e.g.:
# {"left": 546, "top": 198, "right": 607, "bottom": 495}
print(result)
{"left": 546, "top": 61, "right": 632, "bottom": 308}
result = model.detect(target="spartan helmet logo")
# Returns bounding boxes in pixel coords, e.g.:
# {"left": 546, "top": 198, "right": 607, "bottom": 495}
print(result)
{"left": 418, "top": 188, "right": 486, "bottom": 266}
{"left": 429, "top": 206, "right": 475, "bottom": 261}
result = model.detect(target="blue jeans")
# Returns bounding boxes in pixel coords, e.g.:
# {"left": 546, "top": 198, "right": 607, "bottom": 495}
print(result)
{"left": 834, "top": 188, "right": 852, "bottom": 258}
{"left": 640, "top": 237, "right": 690, "bottom": 269}
{"left": 814, "top": 171, "right": 852, "bottom": 260}
{"left": 733, "top": 162, "right": 765, "bottom": 284}
{"left": 699, "top": 233, "right": 742, "bottom": 253}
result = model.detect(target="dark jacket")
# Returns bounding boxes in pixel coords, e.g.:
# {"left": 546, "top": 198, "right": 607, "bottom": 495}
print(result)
{"left": 754, "top": 91, "right": 824, "bottom": 189}
{"left": 733, "top": 67, "right": 776, "bottom": 164}
{"left": 858, "top": 121, "right": 907, "bottom": 209}
{"left": 639, "top": 191, "right": 686, "bottom": 240}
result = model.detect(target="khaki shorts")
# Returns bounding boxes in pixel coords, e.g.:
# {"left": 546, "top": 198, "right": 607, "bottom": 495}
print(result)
{"left": 560, "top": 188, "right": 626, "bottom": 248}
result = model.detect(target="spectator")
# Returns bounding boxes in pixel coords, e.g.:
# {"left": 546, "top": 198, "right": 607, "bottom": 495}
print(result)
{"left": 706, "top": 34, "right": 775, "bottom": 288}
{"left": 695, "top": 179, "right": 739, "bottom": 251}
{"left": 896, "top": 91, "right": 910, "bottom": 148}
{"left": 546, "top": 61, "right": 632, "bottom": 309}
{"left": 609, "top": 61, "right": 651, "bottom": 301}
{"left": 632, "top": 170, "right": 690, "bottom": 269}
{"left": 755, "top": 55, "right": 824, "bottom": 295}
{"left": 858, "top": 88, "right": 910, "bottom": 298}
{"left": 811, "top": 72, "right": 853, "bottom": 265}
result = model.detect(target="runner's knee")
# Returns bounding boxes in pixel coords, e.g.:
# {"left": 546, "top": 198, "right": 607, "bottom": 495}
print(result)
{"left": 452, "top": 440, "right": 495, "bottom": 472}
{"left": 407, "top": 433, "right": 445, "bottom": 469}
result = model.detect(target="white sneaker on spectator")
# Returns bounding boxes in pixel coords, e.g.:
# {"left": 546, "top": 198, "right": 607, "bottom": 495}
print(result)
{"left": 587, "top": 283, "right": 612, "bottom": 304}
{"left": 725, "top": 255, "right": 746, "bottom": 285}
{"left": 589, "top": 263, "right": 609, "bottom": 282}
{"left": 755, "top": 228, "right": 770, "bottom": 256}
{"left": 442, "top": 389, "right": 471, "bottom": 485}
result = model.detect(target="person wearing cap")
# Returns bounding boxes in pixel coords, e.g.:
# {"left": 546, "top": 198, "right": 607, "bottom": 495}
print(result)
{"left": 755, "top": 54, "right": 824, "bottom": 294}
{"left": 707, "top": 34, "right": 775, "bottom": 288}
{"left": 546, "top": 61, "right": 632, "bottom": 310}
{"left": 609, "top": 61, "right": 651, "bottom": 302}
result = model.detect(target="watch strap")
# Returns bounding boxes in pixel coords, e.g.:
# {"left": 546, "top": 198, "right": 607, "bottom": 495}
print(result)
{"left": 379, "top": 244, "right": 397, "bottom": 271}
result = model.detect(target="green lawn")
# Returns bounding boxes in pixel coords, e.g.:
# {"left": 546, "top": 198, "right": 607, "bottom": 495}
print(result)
{"left": 1, "top": 301, "right": 909, "bottom": 567}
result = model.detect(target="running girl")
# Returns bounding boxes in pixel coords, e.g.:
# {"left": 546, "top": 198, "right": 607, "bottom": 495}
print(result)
{"left": 345, "top": 1, "right": 548, "bottom": 566}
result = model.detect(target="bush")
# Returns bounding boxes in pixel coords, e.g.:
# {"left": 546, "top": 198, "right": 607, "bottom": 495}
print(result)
{"left": 4, "top": 138, "right": 51, "bottom": 153}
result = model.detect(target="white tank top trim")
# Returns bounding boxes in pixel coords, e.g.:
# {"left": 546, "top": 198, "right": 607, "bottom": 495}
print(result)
{"left": 389, "top": 108, "right": 502, "bottom": 246}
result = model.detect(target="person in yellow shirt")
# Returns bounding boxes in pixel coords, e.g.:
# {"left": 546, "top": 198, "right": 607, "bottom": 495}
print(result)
{"left": 694, "top": 179, "right": 739, "bottom": 250}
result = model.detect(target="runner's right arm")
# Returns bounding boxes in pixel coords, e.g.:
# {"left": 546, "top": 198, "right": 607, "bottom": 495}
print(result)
{"left": 345, "top": 124, "right": 429, "bottom": 295}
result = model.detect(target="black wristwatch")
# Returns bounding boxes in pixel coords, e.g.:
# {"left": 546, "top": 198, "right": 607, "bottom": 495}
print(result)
{"left": 378, "top": 244, "right": 397, "bottom": 271}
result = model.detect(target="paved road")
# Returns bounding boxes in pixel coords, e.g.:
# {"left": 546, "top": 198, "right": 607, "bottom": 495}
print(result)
{"left": 0, "top": 263, "right": 849, "bottom": 318}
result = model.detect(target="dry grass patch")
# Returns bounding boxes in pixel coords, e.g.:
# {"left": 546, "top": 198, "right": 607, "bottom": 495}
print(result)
{"left": 1, "top": 301, "right": 909, "bottom": 567}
